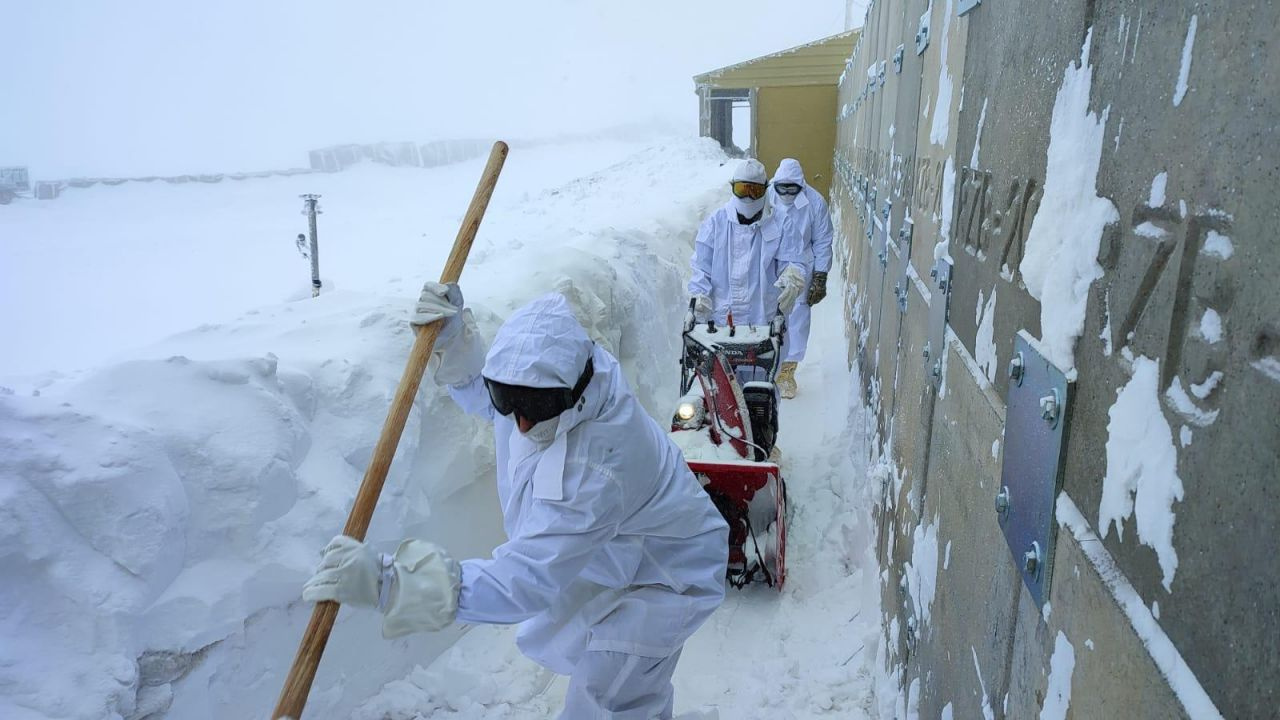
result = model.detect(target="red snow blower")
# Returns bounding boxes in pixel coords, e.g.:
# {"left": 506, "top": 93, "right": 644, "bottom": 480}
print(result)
{"left": 670, "top": 300, "right": 789, "bottom": 590}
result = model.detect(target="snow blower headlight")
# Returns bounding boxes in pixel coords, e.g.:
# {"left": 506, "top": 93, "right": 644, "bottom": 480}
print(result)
{"left": 676, "top": 402, "right": 697, "bottom": 421}
{"left": 673, "top": 399, "right": 703, "bottom": 429}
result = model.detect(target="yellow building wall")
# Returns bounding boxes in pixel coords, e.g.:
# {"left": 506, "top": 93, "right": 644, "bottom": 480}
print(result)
{"left": 755, "top": 84, "right": 838, "bottom": 198}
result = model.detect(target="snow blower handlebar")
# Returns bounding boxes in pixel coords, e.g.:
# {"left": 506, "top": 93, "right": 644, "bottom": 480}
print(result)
{"left": 271, "top": 141, "right": 509, "bottom": 720}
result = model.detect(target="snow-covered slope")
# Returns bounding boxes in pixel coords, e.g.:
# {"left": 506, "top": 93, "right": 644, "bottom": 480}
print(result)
{"left": 0, "top": 136, "right": 744, "bottom": 719}
{"left": 0, "top": 136, "right": 663, "bottom": 378}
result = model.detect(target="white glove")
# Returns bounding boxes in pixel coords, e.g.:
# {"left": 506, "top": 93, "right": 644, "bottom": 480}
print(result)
{"left": 411, "top": 282, "right": 485, "bottom": 386}
{"left": 693, "top": 295, "right": 713, "bottom": 318}
{"left": 302, "top": 535, "right": 391, "bottom": 609}
{"left": 412, "top": 282, "right": 463, "bottom": 339}
{"left": 301, "top": 536, "right": 462, "bottom": 639}
{"left": 774, "top": 266, "right": 807, "bottom": 314}
{"left": 382, "top": 539, "right": 461, "bottom": 638}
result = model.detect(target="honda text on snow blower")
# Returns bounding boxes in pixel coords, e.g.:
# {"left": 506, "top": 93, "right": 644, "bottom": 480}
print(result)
{"left": 669, "top": 299, "right": 789, "bottom": 590}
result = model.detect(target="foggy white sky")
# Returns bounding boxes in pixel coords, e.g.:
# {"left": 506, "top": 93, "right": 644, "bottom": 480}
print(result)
{"left": 1, "top": 1, "right": 854, "bottom": 178}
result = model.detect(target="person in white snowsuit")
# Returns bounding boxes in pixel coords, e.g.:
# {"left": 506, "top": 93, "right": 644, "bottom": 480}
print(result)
{"left": 303, "top": 289, "right": 729, "bottom": 720}
{"left": 688, "top": 158, "right": 808, "bottom": 330}
{"left": 767, "top": 158, "right": 834, "bottom": 399}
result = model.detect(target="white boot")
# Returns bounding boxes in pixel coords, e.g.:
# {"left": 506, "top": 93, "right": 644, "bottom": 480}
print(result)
{"left": 776, "top": 361, "right": 798, "bottom": 399}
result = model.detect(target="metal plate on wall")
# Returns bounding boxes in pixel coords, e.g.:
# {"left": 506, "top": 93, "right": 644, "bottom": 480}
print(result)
{"left": 925, "top": 254, "right": 951, "bottom": 385}
{"left": 996, "top": 331, "right": 1072, "bottom": 608}
{"left": 865, "top": 186, "right": 877, "bottom": 250}
{"left": 915, "top": 10, "right": 931, "bottom": 55}
{"left": 958, "top": 0, "right": 982, "bottom": 16}
{"left": 893, "top": 218, "right": 914, "bottom": 313}
{"left": 876, "top": 199, "right": 892, "bottom": 268}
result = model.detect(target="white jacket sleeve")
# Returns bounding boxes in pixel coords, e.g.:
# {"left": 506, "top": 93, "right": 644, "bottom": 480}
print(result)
{"left": 447, "top": 374, "right": 496, "bottom": 421}
{"left": 810, "top": 194, "right": 835, "bottom": 273}
{"left": 456, "top": 458, "right": 620, "bottom": 624}
{"left": 687, "top": 218, "right": 716, "bottom": 299}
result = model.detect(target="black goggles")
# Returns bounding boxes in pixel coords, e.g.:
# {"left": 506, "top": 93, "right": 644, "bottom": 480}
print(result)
{"left": 484, "top": 355, "right": 595, "bottom": 424}
{"left": 773, "top": 183, "right": 802, "bottom": 196}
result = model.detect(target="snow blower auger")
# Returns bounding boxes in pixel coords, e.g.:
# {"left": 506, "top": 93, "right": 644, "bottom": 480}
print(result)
{"left": 670, "top": 300, "right": 788, "bottom": 590}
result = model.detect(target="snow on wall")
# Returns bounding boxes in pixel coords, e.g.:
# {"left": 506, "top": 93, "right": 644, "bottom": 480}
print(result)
{"left": 970, "top": 98, "right": 988, "bottom": 169}
{"left": 1148, "top": 171, "right": 1168, "bottom": 206}
{"left": 939, "top": 157, "right": 957, "bottom": 239}
{"left": 0, "top": 136, "right": 732, "bottom": 719}
{"left": 1056, "top": 494, "right": 1223, "bottom": 719}
{"left": 904, "top": 515, "right": 939, "bottom": 627}
{"left": 1173, "top": 16, "right": 1198, "bottom": 107}
{"left": 928, "top": 0, "right": 955, "bottom": 147}
{"left": 1019, "top": 29, "right": 1119, "bottom": 373}
{"left": 974, "top": 286, "right": 998, "bottom": 383}
{"left": 1197, "top": 308, "right": 1222, "bottom": 344}
{"left": 1201, "top": 230, "right": 1234, "bottom": 259}
{"left": 1039, "top": 632, "right": 1076, "bottom": 720}
{"left": 1164, "top": 376, "right": 1219, "bottom": 428}
{"left": 1098, "top": 355, "right": 1184, "bottom": 591}
{"left": 971, "top": 647, "right": 995, "bottom": 720}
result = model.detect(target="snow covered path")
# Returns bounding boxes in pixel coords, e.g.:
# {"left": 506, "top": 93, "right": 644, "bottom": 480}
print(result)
{"left": 674, "top": 287, "right": 883, "bottom": 718}
{"left": 353, "top": 280, "right": 885, "bottom": 719}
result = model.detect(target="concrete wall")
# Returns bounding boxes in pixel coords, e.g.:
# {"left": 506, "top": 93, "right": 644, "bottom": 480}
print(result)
{"left": 756, "top": 85, "right": 839, "bottom": 197}
{"left": 832, "top": 1, "right": 1278, "bottom": 717}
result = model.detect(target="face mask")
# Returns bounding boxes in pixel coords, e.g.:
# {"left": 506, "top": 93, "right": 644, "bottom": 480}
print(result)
{"left": 523, "top": 416, "right": 560, "bottom": 446}
{"left": 732, "top": 195, "right": 765, "bottom": 219}
{"left": 777, "top": 193, "right": 797, "bottom": 207}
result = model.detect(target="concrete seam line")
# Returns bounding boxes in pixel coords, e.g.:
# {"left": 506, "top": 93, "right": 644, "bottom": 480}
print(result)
{"left": 1055, "top": 492, "right": 1224, "bottom": 719}
{"left": 945, "top": 326, "right": 1005, "bottom": 423}
{"left": 905, "top": 262, "right": 933, "bottom": 306}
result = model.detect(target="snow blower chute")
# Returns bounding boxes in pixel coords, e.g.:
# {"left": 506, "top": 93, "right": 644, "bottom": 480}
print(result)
{"left": 670, "top": 300, "right": 788, "bottom": 590}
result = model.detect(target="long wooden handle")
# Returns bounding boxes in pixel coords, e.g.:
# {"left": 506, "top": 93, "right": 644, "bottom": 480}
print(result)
{"left": 271, "top": 141, "right": 509, "bottom": 719}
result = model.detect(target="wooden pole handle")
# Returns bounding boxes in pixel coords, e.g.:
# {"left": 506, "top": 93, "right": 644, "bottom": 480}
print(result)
{"left": 271, "top": 141, "right": 509, "bottom": 719}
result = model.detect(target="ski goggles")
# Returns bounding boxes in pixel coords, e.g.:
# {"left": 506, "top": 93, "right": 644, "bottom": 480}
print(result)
{"left": 483, "top": 355, "right": 595, "bottom": 424}
{"left": 730, "top": 181, "right": 768, "bottom": 200}
{"left": 773, "top": 183, "right": 802, "bottom": 196}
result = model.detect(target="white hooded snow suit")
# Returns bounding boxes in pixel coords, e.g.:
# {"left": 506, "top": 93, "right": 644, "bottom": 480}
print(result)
{"left": 687, "top": 201, "right": 806, "bottom": 327}
{"left": 768, "top": 158, "right": 834, "bottom": 363}
{"left": 446, "top": 293, "right": 729, "bottom": 719}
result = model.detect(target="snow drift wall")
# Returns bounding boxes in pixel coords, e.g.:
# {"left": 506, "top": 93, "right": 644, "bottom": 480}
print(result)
{"left": 0, "top": 137, "right": 732, "bottom": 719}
{"left": 834, "top": 1, "right": 1276, "bottom": 717}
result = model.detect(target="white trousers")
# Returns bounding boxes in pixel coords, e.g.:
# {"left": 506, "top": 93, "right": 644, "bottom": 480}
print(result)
{"left": 784, "top": 291, "right": 812, "bottom": 363}
{"left": 514, "top": 580, "right": 689, "bottom": 719}
{"left": 561, "top": 649, "right": 682, "bottom": 720}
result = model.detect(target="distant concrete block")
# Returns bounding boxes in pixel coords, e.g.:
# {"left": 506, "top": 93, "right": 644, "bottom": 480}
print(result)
{"left": 0, "top": 166, "right": 30, "bottom": 192}
{"left": 34, "top": 181, "right": 61, "bottom": 200}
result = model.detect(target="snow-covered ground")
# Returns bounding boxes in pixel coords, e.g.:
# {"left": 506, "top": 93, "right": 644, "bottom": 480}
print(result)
{"left": 0, "top": 134, "right": 671, "bottom": 378}
{"left": 1, "top": 134, "right": 884, "bottom": 719}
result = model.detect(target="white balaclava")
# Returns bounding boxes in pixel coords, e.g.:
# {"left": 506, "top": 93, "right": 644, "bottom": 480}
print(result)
{"left": 731, "top": 158, "right": 768, "bottom": 218}
{"left": 771, "top": 158, "right": 806, "bottom": 208}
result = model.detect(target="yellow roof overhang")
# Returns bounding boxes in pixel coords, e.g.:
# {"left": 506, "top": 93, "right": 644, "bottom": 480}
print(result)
{"left": 693, "top": 30, "right": 859, "bottom": 89}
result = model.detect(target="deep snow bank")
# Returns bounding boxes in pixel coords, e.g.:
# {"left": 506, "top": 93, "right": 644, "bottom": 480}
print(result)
{"left": 0, "top": 136, "right": 733, "bottom": 719}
